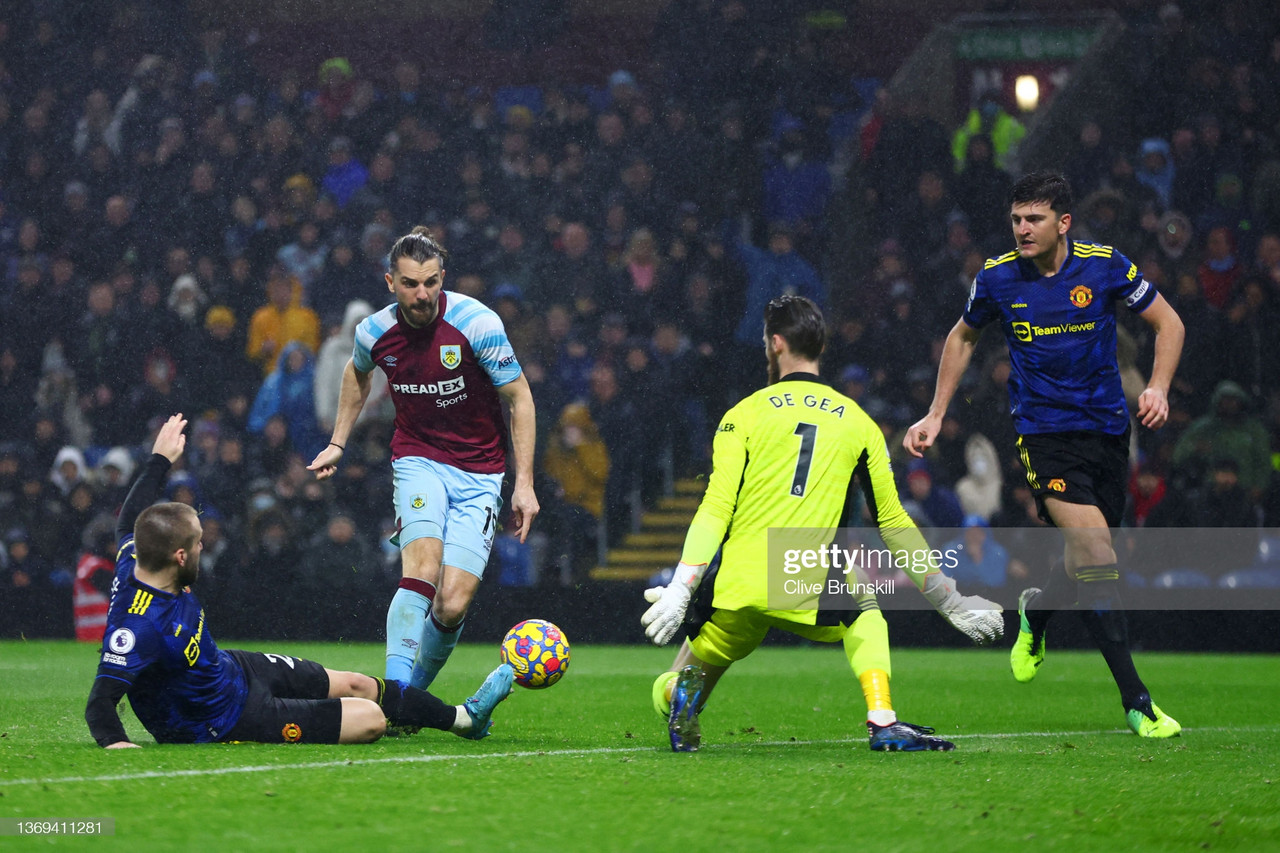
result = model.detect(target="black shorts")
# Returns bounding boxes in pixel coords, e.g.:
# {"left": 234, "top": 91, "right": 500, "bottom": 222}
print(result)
{"left": 1016, "top": 428, "right": 1129, "bottom": 529}
{"left": 222, "top": 650, "right": 343, "bottom": 744}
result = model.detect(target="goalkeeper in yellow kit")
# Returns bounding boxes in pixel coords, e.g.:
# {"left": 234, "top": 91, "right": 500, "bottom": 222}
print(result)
{"left": 641, "top": 296, "right": 1003, "bottom": 752}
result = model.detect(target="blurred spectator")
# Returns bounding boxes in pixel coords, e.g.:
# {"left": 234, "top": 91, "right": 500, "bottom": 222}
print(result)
{"left": 2, "top": 526, "right": 67, "bottom": 637}
{"left": 951, "top": 137, "right": 1014, "bottom": 250}
{"left": 314, "top": 299, "right": 391, "bottom": 434}
{"left": 1219, "top": 276, "right": 1280, "bottom": 400}
{"left": 246, "top": 413, "right": 296, "bottom": 481}
{"left": 731, "top": 221, "right": 824, "bottom": 347}
{"left": 539, "top": 221, "right": 608, "bottom": 314}
{"left": 49, "top": 446, "right": 89, "bottom": 497}
{"left": 611, "top": 227, "right": 677, "bottom": 336}
{"left": 246, "top": 267, "right": 321, "bottom": 374}
{"left": 187, "top": 305, "right": 259, "bottom": 407}
{"left": 0, "top": 348, "right": 37, "bottom": 438}
{"left": 541, "top": 402, "right": 609, "bottom": 581}
{"left": 321, "top": 136, "right": 367, "bottom": 209}
{"left": 276, "top": 220, "right": 329, "bottom": 295}
{"left": 300, "top": 513, "right": 383, "bottom": 637}
{"left": 249, "top": 341, "right": 324, "bottom": 461}
{"left": 952, "top": 88, "right": 1024, "bottom": 173}
{"left": 1064, "top": 119, "right": 1114, "bottom": 201}
{"left": 943, "top": 515, "right": 1011, "bottom": 588}
{"left": 762, "top": 118, "right": 831, "bottom": 250}
{"left": 588, "top": 362, "right": 640, "bottom": 548}
{"left": 93, "top": 447, "right": 135, "bottom": 512}
{"left": 1196, "top": 224, "right": 1243, "bottom": 309}
{"left": 1129, "top": 463, "right": 1169, "bottom": 528}
{"left": 1172, "top": 380, "right": 1272, "bottom": 498}
{"left": 1135, "top": 137, "right": 1175, "bottom": 210}
{"left": 901, "top": 459, "right": 964, "bottom": 528}
{"left": 72, "top": 514, "right": 117, "bottom": 643}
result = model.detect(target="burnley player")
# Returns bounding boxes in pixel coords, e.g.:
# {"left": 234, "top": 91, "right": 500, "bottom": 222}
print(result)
{"left": 86, "top": 415, "right": 514, "bottom": 747}
{"left": 904, "top": 171, "right": 1185, "bottom": 738}
{"left": 308, "top": 228, "right": 538, "bottom": 689}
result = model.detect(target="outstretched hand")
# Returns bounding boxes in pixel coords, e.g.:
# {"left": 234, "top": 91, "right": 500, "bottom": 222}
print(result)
{"left": 152, "top": 414, "right": 187, "bottom": 463}
{"left": 307, "top": 444, "right": 344, "bottom": 480}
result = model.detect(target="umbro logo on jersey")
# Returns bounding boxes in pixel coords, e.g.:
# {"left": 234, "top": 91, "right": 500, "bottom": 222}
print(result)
{"left": 383, "top": 356, "right": 398, "bottom": 366}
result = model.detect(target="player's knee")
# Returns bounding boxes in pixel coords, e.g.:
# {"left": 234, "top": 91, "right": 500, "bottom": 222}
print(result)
{"left": 431, "top": 594, "right": 468, "bottom": 626}
{"left": 340, "top": 698, "right": 386, "bottom": 743}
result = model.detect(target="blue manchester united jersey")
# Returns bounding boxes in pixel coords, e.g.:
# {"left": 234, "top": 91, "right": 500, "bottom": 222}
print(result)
{"left": 93, "top": 535, "right": 248, "bottom": 743}
{"left": 962, "top": 240, "right": 1157, "bottom": 435}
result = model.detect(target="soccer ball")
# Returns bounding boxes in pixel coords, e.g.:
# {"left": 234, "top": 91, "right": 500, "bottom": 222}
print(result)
{"left": 500, "top": 619, "right": 570, "bottom": 689}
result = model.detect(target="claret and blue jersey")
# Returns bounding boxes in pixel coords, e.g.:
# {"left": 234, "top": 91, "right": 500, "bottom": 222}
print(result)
{"left": 353, "top": 290, "right": 522, "bottom": 474}
{"left": 963, "top": 240, "right": 1158, "bottom": 436}
{"left": 94, "top": 535, "right": 247, "bottom": 743}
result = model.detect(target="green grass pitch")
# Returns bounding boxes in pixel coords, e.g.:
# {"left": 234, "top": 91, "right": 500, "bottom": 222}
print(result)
{"left": 1, "top": 639, "right": 1278, "bottom": 851}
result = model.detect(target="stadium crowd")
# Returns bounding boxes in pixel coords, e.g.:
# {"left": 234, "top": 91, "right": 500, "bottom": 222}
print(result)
{"left": 2, "top": 1, "right": 1280, "bottom": 638}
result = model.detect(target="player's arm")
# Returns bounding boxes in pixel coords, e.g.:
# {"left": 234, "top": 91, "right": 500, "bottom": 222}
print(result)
{"left": 496, "top": 372, "right": 540, "bottom": 543}
{"left": 858, "top": 434, "right": 1004, "bottom": 645}
{"left": 308, "top": 358, "right": 371, "bottom": 480}
{"left": 642, "top": 408, "right": 747, "bottom": 645}
{"left": 116, "top": 414, "right": 187, "bottom": 540}
{"left": 903, "top": 318, "right": 982, "bottom": 457}
{"left": 1134, "top": 293, "right": 1184, "bottom": 429}
{"left": 85, "top": 675, "right": 138, "bottom": 748}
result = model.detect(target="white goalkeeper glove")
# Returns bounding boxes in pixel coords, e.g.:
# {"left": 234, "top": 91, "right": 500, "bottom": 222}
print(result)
{"left": 641, "top": 562, "right": 706, "bottom": 646}
{"left": 921, "top": 572, "right": 1004, "bottom": 646}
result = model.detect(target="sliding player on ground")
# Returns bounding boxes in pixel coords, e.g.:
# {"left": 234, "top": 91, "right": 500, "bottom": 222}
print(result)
{"left": 86, "top": 414, "right": 513, "bottom": 747}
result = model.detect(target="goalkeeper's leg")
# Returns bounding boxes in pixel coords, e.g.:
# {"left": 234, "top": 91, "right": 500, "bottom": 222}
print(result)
{"left": 652, "top": 610, "right": 763, "bottom": 752}
{"left": 839, "top": 609, "right": 954, "bottom": 751}
{"left": 652, "top": 640, "right": 730, "bottom": 718}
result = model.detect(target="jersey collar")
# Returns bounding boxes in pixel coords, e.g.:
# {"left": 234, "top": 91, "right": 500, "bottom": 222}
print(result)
{"left": 776, "top": 371, "right": 823, "bottom": 384}
{"left": 1018, "top": 238, "right": 1076, "bottom": 284}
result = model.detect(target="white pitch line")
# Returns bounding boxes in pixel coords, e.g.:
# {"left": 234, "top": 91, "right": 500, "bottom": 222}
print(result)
{"left": 2, "top": 725, "right": 1275, "bottom": 788}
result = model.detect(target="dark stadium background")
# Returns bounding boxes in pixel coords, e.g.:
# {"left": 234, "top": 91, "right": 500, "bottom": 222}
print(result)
{"left": 1, "top": 0, "right": 1278, "bottom": 649}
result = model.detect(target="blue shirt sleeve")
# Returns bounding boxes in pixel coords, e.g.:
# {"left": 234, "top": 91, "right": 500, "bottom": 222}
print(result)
{"left": 1110, "top": 250, "right": 1158, "bottom": 313}
{"left": 353, "top": 309, "right": 394, "bottom": 374}
{"left": 962, "top": 270, "right": 1000, "bottom": 328}
{"left": 97, "top": 615, "right": 163, "bottom": 682}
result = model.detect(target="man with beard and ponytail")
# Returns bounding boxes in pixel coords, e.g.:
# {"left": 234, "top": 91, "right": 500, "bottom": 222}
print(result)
{"left": 308, "top": 227, "right": 538, "bottom": 693}
{"left": 85, "top": 414, "right": 513, "bottom": 748}
{"left": 641, "top": 296, "right": 1003, "bottom": 753}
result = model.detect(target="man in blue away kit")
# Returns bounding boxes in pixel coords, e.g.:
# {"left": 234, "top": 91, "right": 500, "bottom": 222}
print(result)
{"left": 905, "top": 171, "right": 1186, "bottom": 738}
{"left": 85, "top": 414, "right": 513, "bottom": 748}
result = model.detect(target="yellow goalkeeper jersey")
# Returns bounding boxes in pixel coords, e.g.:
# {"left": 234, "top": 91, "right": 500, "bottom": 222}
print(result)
{"left": 680, "top": 372, "right": 927, "bottom": 622}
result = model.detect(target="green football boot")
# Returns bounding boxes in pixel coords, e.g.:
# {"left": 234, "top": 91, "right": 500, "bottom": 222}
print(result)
{"left": 1127, "top": 702, "right": 1181, "bottom": 738}
{"left": 1010, "top": 587, "right": 1046, "bottom": 683}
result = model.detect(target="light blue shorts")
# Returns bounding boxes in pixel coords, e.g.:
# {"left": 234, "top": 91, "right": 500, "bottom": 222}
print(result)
{"left": 392, "top": 456, "right": 504, "bottom": 578}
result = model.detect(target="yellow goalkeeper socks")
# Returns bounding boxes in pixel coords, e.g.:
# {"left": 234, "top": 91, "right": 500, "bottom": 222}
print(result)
{"left": 860, "top": 669, "right": 897, "bottom": 727}
{"left": 652, "top": 671, "right": 679, "bottom": 717}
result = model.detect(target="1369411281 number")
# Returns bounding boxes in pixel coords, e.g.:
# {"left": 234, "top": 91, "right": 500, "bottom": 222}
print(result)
{"left": 1, "top": 819, "right": 115, "bottom": 835}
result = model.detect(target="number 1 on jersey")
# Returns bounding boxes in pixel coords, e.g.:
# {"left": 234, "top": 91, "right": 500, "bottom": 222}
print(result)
{"left": 791, "top": 422, "right": 818, "bottom": 497}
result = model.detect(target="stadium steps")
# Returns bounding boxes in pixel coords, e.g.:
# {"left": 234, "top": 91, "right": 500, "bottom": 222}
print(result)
{"left": 589, "top": 478, "right": 706, "bottom": 581}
